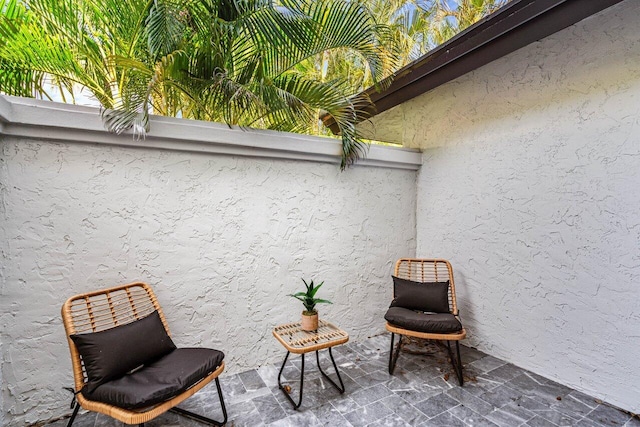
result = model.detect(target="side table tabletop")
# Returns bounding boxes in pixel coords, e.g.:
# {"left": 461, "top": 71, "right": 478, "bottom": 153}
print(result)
{"left": 272, "top": 320, "right": 349, "bottom": 409}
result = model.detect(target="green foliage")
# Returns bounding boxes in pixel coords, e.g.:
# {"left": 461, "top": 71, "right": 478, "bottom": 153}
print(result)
{"left": 288, "top": 278, "right": 332, "bottom": 315}
{"left": 426, "top": 0, "right": 509, "bottom": 48}
{"left": 0, "top": 0, "right": 508, "bottom": 167}
{"left": 0, "top": 0, "right": 396, "bottom": 168}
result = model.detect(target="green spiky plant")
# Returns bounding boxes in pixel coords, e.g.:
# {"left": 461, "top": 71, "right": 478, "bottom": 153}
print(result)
{"left": 289, "top": 279, "right": 332, "bottom": 315}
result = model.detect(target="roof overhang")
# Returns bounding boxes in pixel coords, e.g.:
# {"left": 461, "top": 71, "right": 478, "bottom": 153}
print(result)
{"left": 323, "top": 0, "right": 624, "bottom": 134}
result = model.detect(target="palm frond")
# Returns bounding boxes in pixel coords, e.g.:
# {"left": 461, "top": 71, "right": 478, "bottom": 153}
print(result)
{"left": 146, "top": 0, "right": 185, "bottom": 57}
{"left": 0, "top": 0, "right": 48, "bottom": 96}
{"left": 293, "top": 0, "right": 396, "bottom": 83}
{"left": 269, "top": 73, "right": 371, "bottom": 169}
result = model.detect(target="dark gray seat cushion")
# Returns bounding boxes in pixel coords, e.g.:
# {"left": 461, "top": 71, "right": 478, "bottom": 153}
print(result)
{"left": 385, "top": 307, "right": 462, "bottom": 334}
{"left": 81, "top": 348, "right": 224, "bottom": 409}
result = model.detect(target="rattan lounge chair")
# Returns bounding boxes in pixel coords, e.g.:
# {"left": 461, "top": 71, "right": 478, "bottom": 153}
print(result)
{"left": 385, "top": 259, "right": 466, "bottom": 385}
{"left": 61, "top": 282, "right": 227, "bottom": 426}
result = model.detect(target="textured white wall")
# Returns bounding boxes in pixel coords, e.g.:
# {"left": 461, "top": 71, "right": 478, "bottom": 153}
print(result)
{"left": 0, "top": 134, "right": 416, "bottom": 425}
{"left": 368, "top": 1, "right": 640, "bottom": 413}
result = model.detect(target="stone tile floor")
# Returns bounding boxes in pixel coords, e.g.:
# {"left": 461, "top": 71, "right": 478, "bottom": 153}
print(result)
{"left": 46, "top": 334, "right": 638, "bottom": 427}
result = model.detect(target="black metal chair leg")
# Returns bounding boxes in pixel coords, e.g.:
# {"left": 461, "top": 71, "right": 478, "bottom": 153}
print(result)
{"left": 389, "top": 333, "right": 403, "bottom": 375}
{"left": 446, "top": 340, "right": 464, "bottom": 386}
{"left": 170, "top": 377, "right": 228, "bottom": 425}
{"left": 215, "top": 376, "right": 228, "bottom": 424}
{"left": 66, "top": 402, "right": 80, "bottom": 427}
{"left": 277, "top": 351, "right": 305, "bottom": 409}
{"left": 316, "top": 348, "right": 345, "bottom": 393}
{"left": 455, "top": 341, "right": 463, "bottom": 386}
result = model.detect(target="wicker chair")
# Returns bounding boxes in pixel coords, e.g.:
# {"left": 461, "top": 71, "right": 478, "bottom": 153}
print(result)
{"left": 61, "top": 282, "right": 227, "bottom": 426}
{"left": 385, "top": 259, "right": 466, "bottom": 385}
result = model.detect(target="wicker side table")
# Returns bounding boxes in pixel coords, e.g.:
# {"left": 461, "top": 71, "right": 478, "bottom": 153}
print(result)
{"left": 272, "top": 320, "right": 349, "bottom": 409}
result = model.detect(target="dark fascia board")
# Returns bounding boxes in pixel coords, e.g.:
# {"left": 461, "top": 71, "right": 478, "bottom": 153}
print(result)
{"left": 323, "top": 0, "right": 624, "bottom": 134}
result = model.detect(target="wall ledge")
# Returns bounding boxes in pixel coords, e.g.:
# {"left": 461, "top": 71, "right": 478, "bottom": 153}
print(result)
{"left": 0, "top": 95, "right": 421, "bottom": 170}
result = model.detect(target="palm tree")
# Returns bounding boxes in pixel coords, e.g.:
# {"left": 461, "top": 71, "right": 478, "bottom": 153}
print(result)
{"left": 0, "top": 0, "right": 167, "bottom": 128}
{"left": 0, "top": 0, "right": 48, "bottom": 97}
{"left": 297, "top": 1, "right": 431, "bottom": 115}
{"left": 365, "top": 0, "right": 434, "bottom": 65}
{"left": 0, "top": 0, "right": 395, "bottom": 168}
{"left": 427, "top": 0, "right": 509, "bottom": 47}
{"left": 304, "top": 0, "right": 509, "bottom": 118}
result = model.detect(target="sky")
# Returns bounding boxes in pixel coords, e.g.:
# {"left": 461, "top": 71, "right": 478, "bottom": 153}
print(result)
{"left": 42, "top": 78, "right": 101, "bottom": 107}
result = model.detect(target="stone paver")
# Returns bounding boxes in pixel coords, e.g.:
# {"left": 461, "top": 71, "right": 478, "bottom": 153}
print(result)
{"left": 45, "top": 335, "right": 635, "bottom": 427}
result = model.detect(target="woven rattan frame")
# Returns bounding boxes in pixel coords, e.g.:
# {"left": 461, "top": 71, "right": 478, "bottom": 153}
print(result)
{"left": 61, "top": 282, "right": 225, "bottom": 425}
{"left": 386, "top": 259, "right": 466, "bottom": 384}
{"left": 273, "top": 320, "right": 349, "bottom": 354}
{"left": 385, "top": 259, "right": 466, "bottom": 340}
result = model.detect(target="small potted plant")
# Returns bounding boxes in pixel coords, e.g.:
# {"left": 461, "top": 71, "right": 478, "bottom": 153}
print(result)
{"left": 289, "top": 279, "right": 332, "bottom": 331}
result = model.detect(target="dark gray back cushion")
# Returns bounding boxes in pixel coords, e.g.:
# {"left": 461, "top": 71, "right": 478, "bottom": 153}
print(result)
{"left": 70, "top": 310, "right": 176, "bottom": 393}
{"left": 391, "top": 276, "right": 450, "bottom": 313}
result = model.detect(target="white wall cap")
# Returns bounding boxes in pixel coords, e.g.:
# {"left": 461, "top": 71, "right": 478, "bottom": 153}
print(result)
{"left": 0, "top": 95, "right": 421, "bottom": 170}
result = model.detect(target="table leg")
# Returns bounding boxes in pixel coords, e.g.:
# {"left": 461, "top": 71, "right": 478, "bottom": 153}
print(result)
{"left": 316, "top": 347, "right": 345, "bottom": 393}
{"left": 277, "top": 351, "right": 305, "bottom": 409}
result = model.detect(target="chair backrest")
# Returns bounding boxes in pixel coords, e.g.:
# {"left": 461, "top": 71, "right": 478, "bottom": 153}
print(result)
{"left": 394, "top": 259, "right": 459, "bottom": 315}
{"left": 61, "top": 282, "right": 170, "bottom": 391}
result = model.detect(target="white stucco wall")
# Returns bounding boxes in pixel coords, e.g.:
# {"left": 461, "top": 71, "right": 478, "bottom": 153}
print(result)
{"left": 367, "top": 0, "right": 640, "bottom": 414}
{"left": 0, "top": 99, "right": 418, "bottom": 425}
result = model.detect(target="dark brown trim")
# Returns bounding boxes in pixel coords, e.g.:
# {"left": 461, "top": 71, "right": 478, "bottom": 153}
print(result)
{"left": 323, "top": 0, "right": 624, "bottom": 133}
